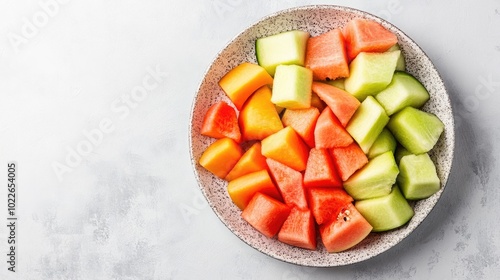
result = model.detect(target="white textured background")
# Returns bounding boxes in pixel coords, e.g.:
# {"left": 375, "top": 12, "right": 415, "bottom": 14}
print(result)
{"left": 0, "top": 0, "right": 499, "bottom": 279}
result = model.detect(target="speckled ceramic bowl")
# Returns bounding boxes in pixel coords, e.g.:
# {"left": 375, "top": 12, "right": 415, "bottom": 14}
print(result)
{"left": 189, "top": 5, "right": 454, "bottom": 266}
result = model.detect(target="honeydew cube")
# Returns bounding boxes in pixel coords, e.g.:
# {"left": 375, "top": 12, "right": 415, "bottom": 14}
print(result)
{"left": 375, "top": 71, "right": 430, "bottom": 116}
{"left": 355, "top": 186, "right": 414, "bottom": 232}
{"left": 343, "top": 151, "right": 399, "bottom": 200}
{"left": 344, "top": 51, "right": 400, "bottom": 101}
{"left": 387, "top": 107, "right": 444, "bottom": 154}
{"left": 367, "top": 128, "right": 397, "bottom": 159}
{"left": 271, "top": 65, "right": 313, "bottom": 109}
{"left": 256, "top": 30, "right": 310, "bottom": 76}
{"left": 346, "top": 96, "right": 389, "bottom": 154}
{"left": 397, "top": 153, "right": 441, "bottom": 200}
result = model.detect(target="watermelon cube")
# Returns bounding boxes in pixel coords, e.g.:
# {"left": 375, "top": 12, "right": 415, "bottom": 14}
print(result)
{"left": 303, "top": 148, "right": 342, "bottom": 188}
{"left": 278, "top": 207, "right": 317, "bottom": 250}
{"left": 330, "top": 142, "right": 368, "bottom": 182}
{"left": 343, "top": 18, "right": 398, "bottom": 61}
{"left": 314, "top": 107, "right": 353, "bottom": 149}
{"left": 305, "top": 28, "right": 349, "bottom": 81}
{"left": 200, "top": 101, "right": 241, "bottom": 143}
{"left": 241, "top": 192, "right": 291, "bottom": 238}
{"left": 308, "top": 187, "right": 353, "bottom": 225}
{"left": 266, "top": 158, "right": 308, "bottom": 209}
{"left": 311, "top": 81, "right": 360, "bottom": 127}
{"left": 271, "top": 65, "right": 313, "bottom": 109}
{"left": 319, "top": 203, "right": 373, "bottom": 253}
{"left": 281, "top": 107, "right": 320, "bottom": 148}
{"left": 256, "top": 30, "right": 310, "bottom": 76}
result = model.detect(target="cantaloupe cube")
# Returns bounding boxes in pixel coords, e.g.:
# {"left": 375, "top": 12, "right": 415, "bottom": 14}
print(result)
{"left": 261, "top": 127, "right": 309, "bottom": 172}
{"left": 219, "top": 62, "right": 273, "bottom": 110}
{"left": 225, "top": 142, "right": 268, "bottom": 181}
{"left": 239, "top": 86, "right": 283, "bottom": 141}
{"left": 227, "top": 170, "right": 282, "bottom": 210}
{"left": 199, "top": 138, "right": 243, "bottom": 179}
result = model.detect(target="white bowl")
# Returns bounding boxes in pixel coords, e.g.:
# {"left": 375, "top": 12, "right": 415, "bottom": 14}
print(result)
{"left": 189, "top": 5, "right": 454, "bottom": 266}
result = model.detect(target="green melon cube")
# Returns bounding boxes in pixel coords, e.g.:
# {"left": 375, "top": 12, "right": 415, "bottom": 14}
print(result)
{"left": 256, "top": 30, "right": 310, "bottom": 76}
{"left": 325, "top": 78, "right": 345, "bottom": 90}
{"left": 397, "top": 153, "right": 441, "bottom": 200}
{"left": 343, "top": 151, "right": 399, "bottom": 200}
{"left": 346, "top": 96, "right": 389, "bottom": 154}
{"left": 394, "top": 145, "right": 412, "bottom": 164}
{"left": 367, "top": 128, "right": 397, "bottom": 159}
{"left": 355, "top": 186, "right": 414, "bottom": 232}
{"left": 387, "top": 44, "right": 405, "bottom": 71}
{"left": 344, "top": 51, "right": 400, "bottom": 101}
{"left": 271, "top": 65, "right": 312, "bottom": 109}
{"left": 387, "top": 107, "right": 444, "bottom": 154}
{"left": 375, "top": 71, "right": 430, "bottom": 116}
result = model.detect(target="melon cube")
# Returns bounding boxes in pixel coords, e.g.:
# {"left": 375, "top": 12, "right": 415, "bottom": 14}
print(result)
{"left": 343, "top": 151, "right": 399, "bottom": 200}
{"left": 355, "top": 186, "right": 414, "bottom": 232}
{"left": 281, "top": 107, "right": 320, "bottom": 148}
{"left": 397, "top": 153, "right": 441, "bottom": 200}
{"left": 367, "top": 128, "right": 397, "bottom": 159}
{"left": 261, "top": 126, "right": 310, "bottom": 172}
{"left": 278, "top": 207, "right": 317, "bottom": 250}
{"left": 388, "top": 44, "right": 406, "bottom": 71}
{"left": 256, "top": 30, "right": 310, "bottom": 76}
{"left": 218, "top": 62, "right": 273, "bottom": 110}
{"left": 387, "top": 107, "right": 444, "bottom": 154}
{"left": 375, "top": 71, "right": 430, "bottom": 116}
{"left": 271, "top": 65, "right": 313, "bottom": 109}
{"left": 225, "top": 142, "right": 268, "bottom": 181}
{"left": 346, "top": 96, "right": 389, "bottom": 154}
{"left": 344, "top": 51, "right": 400, "bottom": 101}
{"left": 227, "top": 169, "right": 282, "bottom": 210}
{"left": 199, "top": 138, "right": 243, "bottom": 179}
{"left": 241, "top": 192, "right": 291, "bottom": 238}
{"left": 239, "top": 85, "right": 283, "bottom": 141}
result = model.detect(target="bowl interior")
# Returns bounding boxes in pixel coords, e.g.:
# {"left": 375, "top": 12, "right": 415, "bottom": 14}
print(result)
{"left": 189, "top": 5, "right": 454, "bottom": 267}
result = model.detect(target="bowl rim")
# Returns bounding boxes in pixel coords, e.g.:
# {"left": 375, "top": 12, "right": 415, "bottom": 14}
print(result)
{"left": 189, "top": 4, "right": 455, "bottom": 267}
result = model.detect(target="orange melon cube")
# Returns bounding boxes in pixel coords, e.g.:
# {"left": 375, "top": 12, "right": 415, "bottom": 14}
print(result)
{"left": 219, "top": 62, "right": 273, "bottom": 110}
{"left": 199, "top": 138, "right": 243, "bottom": 179}
{"left": 225, "top": 142, "right": 268, "bottom": 181}
{"left": 227, "top": 169, "right": 282, "bottom": 210}
{"left": 261, "top": 126, "right": 310, "bottom": 172}
{"left": 239, "top": 86, "right": 283, "bottom": 141}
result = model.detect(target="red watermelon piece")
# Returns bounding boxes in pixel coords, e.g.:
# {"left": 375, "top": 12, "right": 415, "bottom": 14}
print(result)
{"left": 200, "top": 101, "right": 241, "bottom": 143}
{"left": 305, "top": 29, "right": 349, "bottom": 81}
{"left": 308, "top": 187, "right": 353, "bottom": 225}
{"left": 281, "top": 107, "right": 320, "bottom": 148}
{"left": 303, "top": 148, "right": 342, "bottom": 188}
{"left": 266, "top": 158, "right": 308, "bottom": 209}
{"left": 319, "top": 203, "right": 373, "bottom": 253}
{"left": 312, "top": 82, "right": 361, "bottom": 127}
{"left": 343, "top": 18, "right": 398, "bottom": 61}
{"left": 278, "top": 207, "right": 317, "bottom": 250}
{"left": 314, "top": 107, "right": 353, "bottom": 149}
{"left": 330, "top": 142, "right": 369, "bottom": 181}
{"left": 241, "top": 192, "right": 291, "bottom": 238}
